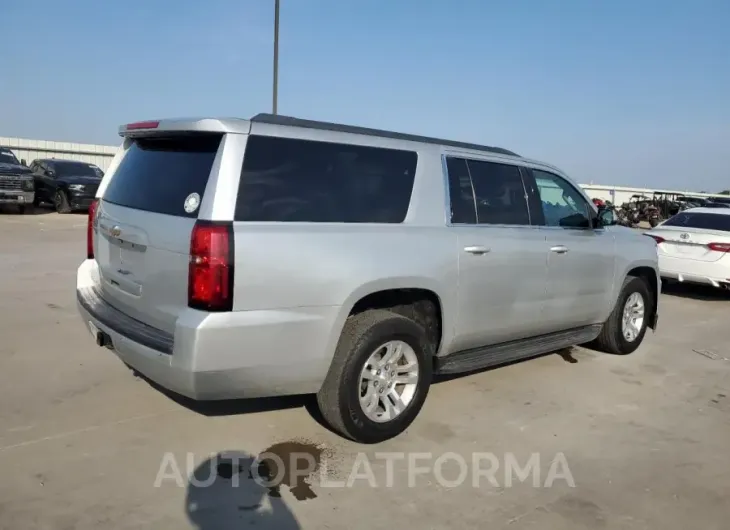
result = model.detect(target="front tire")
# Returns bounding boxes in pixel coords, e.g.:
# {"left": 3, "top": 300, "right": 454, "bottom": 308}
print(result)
{"left": 54, "top": 190, "right": 71, "bottom": 214}
{"left": 316, "top": 309, "right": 433, "bottom": 444}
{"left": 593, "top": 276, "right": 652, "bottom": 355}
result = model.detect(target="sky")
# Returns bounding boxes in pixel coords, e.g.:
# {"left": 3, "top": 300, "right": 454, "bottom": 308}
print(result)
{"left": 1, "top": 0, "right": 729, "bottom": 191}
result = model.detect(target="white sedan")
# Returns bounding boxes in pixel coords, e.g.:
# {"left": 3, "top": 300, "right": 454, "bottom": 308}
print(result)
{"left": 644, "top": 207, "right": 730, "bottom": 289}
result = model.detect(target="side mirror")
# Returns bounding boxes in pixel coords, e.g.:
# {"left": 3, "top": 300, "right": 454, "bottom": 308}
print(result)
{"left": 597, "top": 207, "right": 617, "bottom": 227}
{"left": 20, "top": 159, "right": 27, "bottom": 166}
{"left": 47, "top": 170, "right": 55, "bottom": 178}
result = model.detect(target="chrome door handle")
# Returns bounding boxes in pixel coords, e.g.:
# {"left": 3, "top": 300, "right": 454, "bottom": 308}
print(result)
{"left": 550, "top": 245, "right": 569, "bottom": 254}
{"left": 464, "top": 245, "right": 490, "bottom": 255}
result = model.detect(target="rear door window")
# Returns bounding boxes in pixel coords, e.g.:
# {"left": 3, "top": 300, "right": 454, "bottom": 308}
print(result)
{"left": 465, "top": 159, "right": 530, "bottom": 225}
{"left": 663, "top": 212, "right": 730, "bottom": 232}
{"left": 235, "top": 135, "right": 418, "bottom": 223}
{"left": 103, "top": 134, "right": 221, "bottom": 217}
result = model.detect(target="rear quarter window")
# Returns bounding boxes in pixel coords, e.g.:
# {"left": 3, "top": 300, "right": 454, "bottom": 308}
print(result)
{"left": 103, "top": 135, "right": 221, "bottom": 217}
{"left": 235, "top": 135, "right": 418, "bottom": 223}
{"left": 663, "top": 211, "right": 730, "bottom": 232}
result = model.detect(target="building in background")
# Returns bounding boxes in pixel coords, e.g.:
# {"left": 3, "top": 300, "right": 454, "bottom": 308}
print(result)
{"left": 0, "top": 136, "right": 118, "bottom": 172}
{"left": 581, "top": 184, "right": 729, "bottom": 205}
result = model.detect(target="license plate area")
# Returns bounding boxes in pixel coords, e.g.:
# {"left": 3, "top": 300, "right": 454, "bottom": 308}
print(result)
{"left": 106, "top": 238, "right": 146, "bottom": 295}
{"left": 665, "top": 242, "right": 709, "bottom": 259}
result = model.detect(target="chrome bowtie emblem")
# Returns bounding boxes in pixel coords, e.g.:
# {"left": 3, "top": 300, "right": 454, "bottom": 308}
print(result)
{"left": 110, "top": 226, "right": 122, "bottom": 237}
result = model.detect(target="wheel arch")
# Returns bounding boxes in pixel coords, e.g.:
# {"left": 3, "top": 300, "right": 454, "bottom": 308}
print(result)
{"left": 625, "top": 265, "right": 659, "bottom": 330}
{"left": 322, "top": 279, "right": 450, "bottom": 379}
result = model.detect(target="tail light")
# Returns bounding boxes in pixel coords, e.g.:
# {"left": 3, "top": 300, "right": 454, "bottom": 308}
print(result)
{"left": 707, "top": 242, "right": 730, "bottom": 253}
{"left": 87, "top": 199, "right": 99, "bottom": 259}
{"left": 188, "top": 221, "right": 234, "bottom": 312}
{"left": 646, "top": 234, "right": 665, "bottom": 244}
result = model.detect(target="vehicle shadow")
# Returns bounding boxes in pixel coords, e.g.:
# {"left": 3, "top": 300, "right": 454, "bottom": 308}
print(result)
{"left": 137, "top": 373, "right": 335, "bottom": 434}
{"left": 134, "top": 347, "right": 579, "bottom": 436}
{"left": 0, "top": 205, "right": 55, "bottom": 216}
{"left": 661, "top": 281, "right": 730, "bottom": 302}
{"left": 186, "top": 451, "right": 301, "bottom": 529}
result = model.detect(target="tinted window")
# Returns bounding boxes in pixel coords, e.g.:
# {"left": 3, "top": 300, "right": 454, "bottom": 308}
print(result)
{"left": 103, "top": 135, "right": 221, "bottom": 218}
{"left": 663, "top": 211, "right": 730, "bottom": 232}
{"left": 55, "top": 161, "right": 103, "bottom": 178}
{"left": 445, "top": 157, "right": 476, "bottom": 224}
{"left": 235, "top": 135, "right": 417, "bottom": 223}
{"left": 532, "top": 169, "right": 592, "bottom": 228}
{"left": 466, "top": 159, "right": 530, "bottom": 225}
{"left": 0, "top": 150, "right": 20, "bottom": 165}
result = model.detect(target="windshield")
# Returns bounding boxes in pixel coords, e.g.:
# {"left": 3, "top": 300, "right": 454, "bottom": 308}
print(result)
{"left": 54, "top": 161, "right": 103, "bottom": 178}
{"left": 663, "top": 211, "right": 730, "bottom": 232}
{"left": 0, "top": 151, "right": 20, "bottom": 165}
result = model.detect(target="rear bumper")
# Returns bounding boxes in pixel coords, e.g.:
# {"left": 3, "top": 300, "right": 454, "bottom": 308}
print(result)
{"left": 0, "top": 191, "right": 33, "bottom": 205}
{"left": 658, "top": 254, "right": 730, "bottom": 288}
{"left": 76, "top": 259, "right": 339, "bottom": 400}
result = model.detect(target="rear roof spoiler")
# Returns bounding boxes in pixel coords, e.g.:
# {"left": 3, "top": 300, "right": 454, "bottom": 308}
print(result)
{"left": 119, "top": 118, "right": 251, "bottom": 137}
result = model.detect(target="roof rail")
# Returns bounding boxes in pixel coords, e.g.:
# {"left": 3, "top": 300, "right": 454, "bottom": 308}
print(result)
{"left": 250, "top": 113, "right": 519, "bottom": 157}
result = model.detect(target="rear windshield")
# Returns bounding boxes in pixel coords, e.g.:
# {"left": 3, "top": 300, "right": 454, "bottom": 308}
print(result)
{"left": 55, "top": 161, "right": 103, "bottom": 178}
{"left": 235, "top": 135, "right": 418, "bottom": 223}
{"left": 103, "top": 135, "right": 221, "bottom": 217}
{"left": 663, "top": 211, "right": 730, "bottom": 232}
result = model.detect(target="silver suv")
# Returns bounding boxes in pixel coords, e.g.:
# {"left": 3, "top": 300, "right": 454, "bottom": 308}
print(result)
{"left": 76, "top": 114, "right": 660, "bottom": 443}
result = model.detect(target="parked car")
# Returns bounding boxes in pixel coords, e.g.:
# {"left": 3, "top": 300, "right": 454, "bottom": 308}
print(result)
{"left": 702, "top": 202, "right": 730, "bottom": 209}
{"left": 76, "top": 114, "right": 660, "bottom": 443}
{"left": 708, "top": 196, "right": 730, "bottom": 206}
{"left": 0, "top": 147, "right": 35, "bottom": 214}
{"left": 645, "top": 207, "right": 730, "bottom": 289}
{"left": 29, "top": 159, "right": 104, "bottom": 213}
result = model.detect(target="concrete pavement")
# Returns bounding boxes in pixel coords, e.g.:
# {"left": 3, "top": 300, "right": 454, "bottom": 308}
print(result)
{"left": 1, "top": 211, "right": 729, "bottom": 529}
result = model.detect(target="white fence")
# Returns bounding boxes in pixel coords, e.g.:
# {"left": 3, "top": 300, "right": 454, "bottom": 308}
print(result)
{"left": 0, "top": 137, "right": 118, "bottom": 172}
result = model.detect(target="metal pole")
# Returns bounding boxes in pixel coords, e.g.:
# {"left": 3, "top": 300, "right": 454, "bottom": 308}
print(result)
{"left": 272, "top": 0, "right": 280, "bottom": 115}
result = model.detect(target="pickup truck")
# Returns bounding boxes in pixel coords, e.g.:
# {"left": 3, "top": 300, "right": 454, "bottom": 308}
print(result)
{"left": 0, "top": 147, "right": 34, "bottom": 213}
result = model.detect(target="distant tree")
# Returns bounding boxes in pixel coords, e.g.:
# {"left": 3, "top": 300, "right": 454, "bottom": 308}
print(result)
{"left": 720, "top": 190, "right": 730, "bottom": 195}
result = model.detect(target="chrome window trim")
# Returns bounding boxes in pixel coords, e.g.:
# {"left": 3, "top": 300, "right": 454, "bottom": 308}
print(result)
{"left": 440, "top": 153, "right": 540, "bottom": 230}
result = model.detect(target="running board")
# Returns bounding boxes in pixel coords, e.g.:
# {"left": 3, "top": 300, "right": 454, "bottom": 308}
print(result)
{"left": 435, "top": 324, "right": 603, "bottom": 375}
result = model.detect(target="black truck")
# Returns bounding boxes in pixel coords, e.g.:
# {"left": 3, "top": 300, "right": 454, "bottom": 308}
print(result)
{"left": 29, "top": 159, "right": 104, "bottom": 213}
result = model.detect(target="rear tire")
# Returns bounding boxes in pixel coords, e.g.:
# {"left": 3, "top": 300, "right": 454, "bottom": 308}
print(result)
{"left": 593, "top": 276, "right": 652, "bottom": 355}
{"left": 54, "top": 190, "right": 71, "bottom": 214}
{"left": 316, "top": 309, "right": 433, "bottom": 443}
{"left": 17, "top": 205, "right": 26, "bottom": 215}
